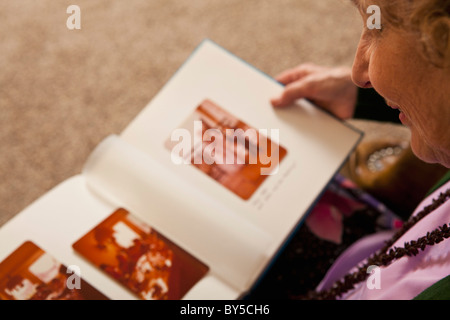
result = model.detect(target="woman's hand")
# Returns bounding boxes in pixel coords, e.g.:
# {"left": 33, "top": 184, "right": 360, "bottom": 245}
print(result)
{"left": 270, "top": 63, "right": 358, "bottom": 120}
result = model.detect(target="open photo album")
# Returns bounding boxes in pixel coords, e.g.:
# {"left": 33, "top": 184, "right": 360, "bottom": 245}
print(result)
{"left": 0, "top": 39, "right": 363, "bottom": 300}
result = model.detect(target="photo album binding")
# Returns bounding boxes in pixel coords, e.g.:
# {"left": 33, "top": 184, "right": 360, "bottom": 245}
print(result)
{"left": 0, "top": 39, "right": 363, "bottom": 300}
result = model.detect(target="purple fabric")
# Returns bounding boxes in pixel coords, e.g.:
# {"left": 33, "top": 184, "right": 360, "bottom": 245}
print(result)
{"left": 316, "top": 230, "right": 394, "bottom": 291}
{"left": 315, "top": 181, "right": 450, "bottom": 300}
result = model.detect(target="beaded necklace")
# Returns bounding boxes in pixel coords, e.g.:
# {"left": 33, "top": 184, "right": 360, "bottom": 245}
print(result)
{"left": 305, "top": 188, "right": 450, "bottom": 300}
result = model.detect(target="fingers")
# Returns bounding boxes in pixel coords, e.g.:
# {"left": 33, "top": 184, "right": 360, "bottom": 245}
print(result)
{"left": 274, "top": 63, "right": 320, "bottom": 85}
{"left": 275, "top": 69, "right": 301, "bottom": 85}
{"left": 272, "top": 64, "right": 320, "bottom": 108}
{"left": 271, "top": 79, "right": 312, "bottom": 108}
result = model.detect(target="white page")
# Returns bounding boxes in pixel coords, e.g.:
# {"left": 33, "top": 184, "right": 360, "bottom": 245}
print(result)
{"left": 0, "top": 176, "right": 134, "bottom": 300}
{"left": 83, "top": 135, "right": 272, "bottom": 292}
{"left": 0, "top": 175, "right": 239, "bottom": 300}
{"left": 120, "top": 39, "right": 363, "bottom": 257}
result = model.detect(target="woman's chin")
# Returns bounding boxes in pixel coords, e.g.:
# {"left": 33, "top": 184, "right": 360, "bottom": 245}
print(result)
{"left": 410, "top": 134, "right": 450, "bottom": 168}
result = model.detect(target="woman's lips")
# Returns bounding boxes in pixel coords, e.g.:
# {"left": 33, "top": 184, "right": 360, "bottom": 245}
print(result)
{"left": 394, "top": 107, "right": 410, "bottom": 126}
{"left": 386, "top": 101, "right": 399, "bottom": 109}
{"left": 398, "top": 111, "right": 409, "bottom": 125}
{"left": 386, "top": 101, "right": 410, "bottom": 125}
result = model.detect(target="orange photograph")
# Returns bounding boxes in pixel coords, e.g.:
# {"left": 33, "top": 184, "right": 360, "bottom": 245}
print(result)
{"left": 0, "top": 241, "right": 108, "bottom": 300}
{"left": 72, "top": 208, "right": 209, "bottom": 300}
{"left": 166, "top": 99, "right": 288, "bottom": 200}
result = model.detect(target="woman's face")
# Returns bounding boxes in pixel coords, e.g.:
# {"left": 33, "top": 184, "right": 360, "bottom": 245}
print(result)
{"left": 351, "top": 5, "right": 450, "bottom": 168}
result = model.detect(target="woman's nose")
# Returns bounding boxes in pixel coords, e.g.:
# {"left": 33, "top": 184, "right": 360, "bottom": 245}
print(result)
{"left": 352, "top": 36, "right": 373, "bottom": 88}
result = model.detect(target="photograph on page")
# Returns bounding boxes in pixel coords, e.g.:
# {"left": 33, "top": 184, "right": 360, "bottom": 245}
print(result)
{"left": 72, "top": 208, "right": 209, "bottom": 300}
{"left": 0, "top": 241, "right": 108, "bottom": 300}
{"left": 165, "top": 99, "right": 288, "bottom": 200}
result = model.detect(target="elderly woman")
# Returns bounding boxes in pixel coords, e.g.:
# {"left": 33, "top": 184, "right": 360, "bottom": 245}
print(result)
{"left": 270, "top": 0, "right": 450, "bottom": 299}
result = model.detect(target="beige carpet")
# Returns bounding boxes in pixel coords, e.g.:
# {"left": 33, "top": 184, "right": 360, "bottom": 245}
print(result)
{"left": 0, "top": 0, "right": 363, "bottom": 226}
